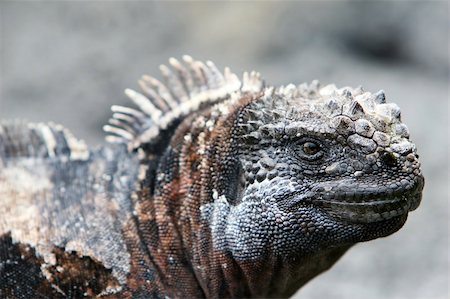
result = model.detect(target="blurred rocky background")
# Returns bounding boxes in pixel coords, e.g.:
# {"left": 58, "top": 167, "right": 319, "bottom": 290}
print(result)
{"left": 0, "top": 1, "right": 448, "bottom": 299}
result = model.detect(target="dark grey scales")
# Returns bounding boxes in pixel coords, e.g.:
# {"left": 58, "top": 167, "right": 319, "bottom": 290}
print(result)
{"left": 0, "top": 56, "right": 424, "bottom": 298}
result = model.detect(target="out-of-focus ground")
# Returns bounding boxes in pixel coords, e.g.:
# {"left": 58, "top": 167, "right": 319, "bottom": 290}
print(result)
{"left": 0, "top": 2, "right": 448, "bottom": 299}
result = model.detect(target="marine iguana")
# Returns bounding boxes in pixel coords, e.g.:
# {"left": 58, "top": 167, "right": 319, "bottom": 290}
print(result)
{"left": 0, "top": 56, "right": 424, "bottom": 298}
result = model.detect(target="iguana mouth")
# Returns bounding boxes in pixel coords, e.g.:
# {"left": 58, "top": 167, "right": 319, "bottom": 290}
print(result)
{"left": 311, "top": 177, "right": 424, "bottom": 223}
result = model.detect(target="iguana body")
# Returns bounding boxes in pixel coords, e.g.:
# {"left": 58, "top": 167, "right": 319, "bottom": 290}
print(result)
{"left": 0, "top": 56, "right": 424, "bottom": 298}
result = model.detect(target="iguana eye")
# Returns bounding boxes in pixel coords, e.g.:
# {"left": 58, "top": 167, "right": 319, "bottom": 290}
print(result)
{"left": 292, "top": 139, "right": 324, "bottom": 161}
{"left": 302, "top": 142, "right": 320, "bottom": 156}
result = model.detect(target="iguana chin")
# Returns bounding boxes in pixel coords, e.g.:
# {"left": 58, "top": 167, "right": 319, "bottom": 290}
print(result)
{"left": 0, "top": 56, "right": 424, "bottom": 298}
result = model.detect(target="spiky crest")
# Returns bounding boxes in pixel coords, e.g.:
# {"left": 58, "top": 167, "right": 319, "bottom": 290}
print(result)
{"left": 104, "top": 56, "right": 265, "bottom": 151}
{"left": 0, "top": 121, "right": 89, "bottom": 162}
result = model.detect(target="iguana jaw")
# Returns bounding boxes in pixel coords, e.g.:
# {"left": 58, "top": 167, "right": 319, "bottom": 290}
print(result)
{"left": 310, "top": 176, "right": 424, "bottom": 223}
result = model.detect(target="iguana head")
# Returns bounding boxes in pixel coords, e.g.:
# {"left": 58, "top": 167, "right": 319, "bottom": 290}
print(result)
{"left": 225, "top": 81, "right": 424, "bottom": 258}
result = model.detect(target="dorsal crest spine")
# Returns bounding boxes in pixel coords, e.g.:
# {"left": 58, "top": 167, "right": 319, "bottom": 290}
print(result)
{"left": 104, "top": 55, "right": 265, "bottom": 151}
{"left": 0, "top": 121, "right": 89, "bottom": 161}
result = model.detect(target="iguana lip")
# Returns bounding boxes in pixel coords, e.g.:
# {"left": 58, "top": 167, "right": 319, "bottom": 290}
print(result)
{"left": 309, "top": 177, "right": 424, "bottom": 223}
{"left": 314, "top": 194, "right": 421, "bottom": 223}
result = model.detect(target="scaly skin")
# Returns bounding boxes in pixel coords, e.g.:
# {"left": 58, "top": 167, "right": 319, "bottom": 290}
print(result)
{"left": 0, "top": 56, "right": 423, "bottom": 298}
